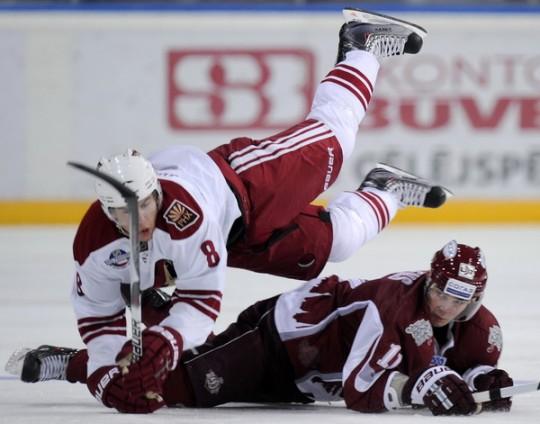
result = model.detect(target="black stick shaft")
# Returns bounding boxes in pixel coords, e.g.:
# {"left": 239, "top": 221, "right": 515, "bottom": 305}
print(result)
{"left": 67, "top": 161, "right": 143, "bottom": 362}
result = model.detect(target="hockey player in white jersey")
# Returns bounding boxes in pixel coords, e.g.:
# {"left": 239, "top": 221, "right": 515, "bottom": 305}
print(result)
{"left": 6, "top": 8, "right": 450, "bottom": 414}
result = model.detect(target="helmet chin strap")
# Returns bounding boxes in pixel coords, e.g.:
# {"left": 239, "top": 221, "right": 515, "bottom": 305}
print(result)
{"left": 454, "top": 294, "right": 483, "bottom": 322}
{"left": 115, "top": 221, "right": 130, "bottom": 238}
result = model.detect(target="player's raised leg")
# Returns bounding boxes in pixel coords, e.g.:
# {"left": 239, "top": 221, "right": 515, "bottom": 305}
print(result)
{"left": 327, "top": 164, "right": 452, "bottom": 262}
{"left": 227, "top": 164, "right": 451, "bottom": 280}
{"left": 311, "top": 7, "right": 427, "bottom": 159}
{"left": 211, "top": 9, "right": 428, "bottom": 245}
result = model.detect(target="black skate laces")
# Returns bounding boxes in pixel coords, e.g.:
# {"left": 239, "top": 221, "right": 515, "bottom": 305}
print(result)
{"left": 365, "top": 34, "right": 407, "bottom": 57}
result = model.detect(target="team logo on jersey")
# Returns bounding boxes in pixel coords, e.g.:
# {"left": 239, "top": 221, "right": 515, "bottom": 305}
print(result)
{"left": 405, "top": 319, "right": 433, "bottom": 346}
{"left": 204, "top": 369, "right": 224, "bottom": 395}
{"left": 487, "top": 325, "right": 503, "bottom": 353}
{"left": 163, "top": 199, "right": 200, "bottom": 231}
{"left": 105, "top": 249, "right": 130, "bottom": 268}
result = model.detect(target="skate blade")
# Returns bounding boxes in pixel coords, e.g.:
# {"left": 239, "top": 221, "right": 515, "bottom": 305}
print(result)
{"left": 377, "top": 162, "right": 454, "bottom": 199}
{"left": 343, "top": 8, "right": 428, "bottom": 38}
{"left": 4, "top": 348, "right": 31, "bottom": 377}
{"left": 376, "top": 162, "right": 422, "bottom": 180}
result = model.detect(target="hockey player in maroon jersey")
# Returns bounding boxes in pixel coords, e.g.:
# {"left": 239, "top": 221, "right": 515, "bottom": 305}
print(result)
{"left": 5, "top": 8, "right": 456, "bottom": 414}
{"left": 152, "top": 240, "right": 513, "bottom": 416}
{"left": 7, "top": 241, "right": 513, "bottom": 416}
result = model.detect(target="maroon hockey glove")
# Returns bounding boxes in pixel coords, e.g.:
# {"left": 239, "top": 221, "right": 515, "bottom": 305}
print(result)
{"left": 87, "top": 365, "right": 164, "bottom": 414}
{"left": 403, "top": 366, "right": 477, "bottom": 416}
{"left": 116, "top": 325, "right": 183, "bottom": 397}
{"left": 473, "top": 369, "right": 513, "bottom": 412}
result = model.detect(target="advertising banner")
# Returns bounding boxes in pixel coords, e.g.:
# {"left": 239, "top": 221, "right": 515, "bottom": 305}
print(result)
{"left": 0, "top": 11, "right": 538, "bottom": 222}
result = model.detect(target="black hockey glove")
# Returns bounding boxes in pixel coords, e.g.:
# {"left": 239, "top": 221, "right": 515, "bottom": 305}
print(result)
{"left": 403, "top": 366, "right": 477, "bottom": 416}
{"left": 473, "top": 369, "right": 513, "bottom": 412}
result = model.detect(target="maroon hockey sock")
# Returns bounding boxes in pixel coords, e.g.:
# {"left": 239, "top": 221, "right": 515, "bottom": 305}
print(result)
{"left": 66, "top": 349, "right": 88, "bottom": 384}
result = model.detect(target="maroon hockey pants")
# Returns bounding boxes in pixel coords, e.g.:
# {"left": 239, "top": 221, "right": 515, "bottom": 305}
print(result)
{"left": 163, "top": 296, "right": 311, "bottom": 407}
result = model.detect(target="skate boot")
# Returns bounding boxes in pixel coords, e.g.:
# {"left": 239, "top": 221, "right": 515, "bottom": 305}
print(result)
{"left": 4, "top": 345, "right": 77, "bottom": 382}
{"left": 336, "top": 7, "right": 427, "bottom": 63}
{"left": 359, "top": 163, "right": 452, "bottom": 208}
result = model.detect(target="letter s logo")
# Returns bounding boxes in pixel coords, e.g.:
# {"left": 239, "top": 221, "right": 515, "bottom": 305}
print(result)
{"left": 167, "top": 49, "right": 315, "bottom": 130}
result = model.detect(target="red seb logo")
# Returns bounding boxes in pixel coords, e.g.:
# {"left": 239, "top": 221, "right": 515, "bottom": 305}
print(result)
{"left": 167, "top": 49, "right": 315, "bottom": 130}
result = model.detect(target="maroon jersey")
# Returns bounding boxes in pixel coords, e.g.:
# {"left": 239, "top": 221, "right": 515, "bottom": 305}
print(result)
{"left": 274, "top": 273, "right": 502, "bottom": 412}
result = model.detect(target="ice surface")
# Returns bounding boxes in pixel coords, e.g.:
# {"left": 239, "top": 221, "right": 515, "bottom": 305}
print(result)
{"left": 1, "top": 225, "right": 539, "bottom": 423}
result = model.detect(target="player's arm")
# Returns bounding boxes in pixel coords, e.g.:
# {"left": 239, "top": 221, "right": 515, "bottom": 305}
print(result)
{"left": 373, "top": 310, "right": 510, "bottom": 416}
{"left": 73, "top": 265, "right": 172, "bottom": 413}
{"left": 341, "top": 312, "right": 477, "bottom": 415}
{"left": 158, "top": 221, "right": 227, "bottom": 351}
{"left": 71, "top": 265, "right": 127, "bottom": 375}
{"left": 458, "top": 309, "right": 513, "bottom": 412}
{"left": 340, "top": 298, "right": 405, "bottom": 413}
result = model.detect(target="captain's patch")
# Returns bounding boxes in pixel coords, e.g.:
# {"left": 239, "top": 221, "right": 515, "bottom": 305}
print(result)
{"left": 164, "top": 199, "right": 200, "bottom": 231}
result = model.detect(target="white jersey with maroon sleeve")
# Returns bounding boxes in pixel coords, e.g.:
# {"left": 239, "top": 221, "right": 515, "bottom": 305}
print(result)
{"left": 71, "top": 146, "right": 241, "bottom": 375}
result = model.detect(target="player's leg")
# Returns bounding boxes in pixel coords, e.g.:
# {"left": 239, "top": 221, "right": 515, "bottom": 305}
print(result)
{"left": 210, "top": 10, "right": 427, "bottom": 245}
{"left": 228, "top": 164, "right": 451, "bottom": 279}
{"left": 4, "top": 290, "right": 174, "bottom": 386}
{"left": 163, "top": 296, "right": 308, "bottom": 407}
{"left": 4, "top": 345, "right": 88, "bottom": 384}
{"left": 328, "top": 163, "right": 451, "bottom": 262}
{"left": 227, "top": 204, "right": 332, "bottom": 280}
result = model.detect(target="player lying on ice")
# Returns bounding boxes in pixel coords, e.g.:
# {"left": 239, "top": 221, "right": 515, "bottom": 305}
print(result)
{"left": 7, "top": 240, "right": 513, "bottom": 416}
{"left": 5, "top": 6, "right": 459, "bottom": 414}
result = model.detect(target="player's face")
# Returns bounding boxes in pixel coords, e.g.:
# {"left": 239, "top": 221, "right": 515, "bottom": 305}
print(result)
{"left": 110, "top": 194, "right": 158, "bottom": 242}
{"left": 426, "top": 285, "right": 471, "bottom": 327}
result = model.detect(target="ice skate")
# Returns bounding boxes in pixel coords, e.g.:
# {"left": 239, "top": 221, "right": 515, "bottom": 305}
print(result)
{"left": 5, "top": 345, "right": 77, "bottom": 382}
{"left": 359, "top": 163, "right": 452, "bottom": 208}
{"left": 336, "top": 7, "right": 427, "bottom": 63}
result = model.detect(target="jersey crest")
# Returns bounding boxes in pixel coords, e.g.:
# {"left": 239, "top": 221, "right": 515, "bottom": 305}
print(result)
{"left": 405, "top": 319, "right": 433, "bottom": 346}
{"left": 487, "top": 325, "right": 503, "bottom": 353}
{"left": 163, "top": 199, "right": 200, "bottom": 231}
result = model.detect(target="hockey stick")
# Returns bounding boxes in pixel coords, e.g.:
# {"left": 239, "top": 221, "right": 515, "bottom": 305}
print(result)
{"left": 67, "top": 161, "right": 143, "bottom": 362}
{"left": 473, "top": 381, "right": 540, "bottom": 403}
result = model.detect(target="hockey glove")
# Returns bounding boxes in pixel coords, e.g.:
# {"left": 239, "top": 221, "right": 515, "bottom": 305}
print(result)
{"left": 403, "top": 366, "right": 477, "bottom": 415}
{"left": 87, "top": 365, "right": 164, "bottom": 414}
{"left": 473, "top": 369, "right": 513, "bottom": 412}
{"left": 116, "top": 325, "right": 183, "bottom": 397}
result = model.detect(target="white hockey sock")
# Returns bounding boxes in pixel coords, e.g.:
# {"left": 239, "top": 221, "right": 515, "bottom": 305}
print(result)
{"left": 327, "top": 187, "right": 398, "bottom": 262}
{"left": 307, "top": 50, "right": 380, "bottom": 160}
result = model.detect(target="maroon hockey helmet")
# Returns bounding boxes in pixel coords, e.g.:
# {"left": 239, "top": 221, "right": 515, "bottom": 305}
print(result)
{"left": 428, "top": 240, "right": 487, "bottom": 321}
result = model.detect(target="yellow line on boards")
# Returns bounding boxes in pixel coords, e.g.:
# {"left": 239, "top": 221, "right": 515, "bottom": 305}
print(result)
{"left": 1, "top": 200, "right": 540, "bottom": 225}
{"left": 0, "top": 201, "right": 91, "bottom": 225}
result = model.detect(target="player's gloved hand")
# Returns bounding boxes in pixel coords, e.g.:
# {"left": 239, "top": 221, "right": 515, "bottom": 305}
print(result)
{"left": 87, "top": 365, "right": 164, "bottom": 413}
{"left": 403, "top": 366, "right": 477, "bottom": 416}
{"left": 473, "top": 369, "right": 513, "bottom": 412}
{"left": 116, "top": 325, "right": 183, "bottom": 398}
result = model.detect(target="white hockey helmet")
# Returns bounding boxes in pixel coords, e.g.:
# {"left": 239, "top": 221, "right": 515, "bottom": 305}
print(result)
{"left": 95, "top": 149, "right": 162, "bottom": 220}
